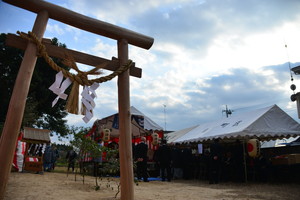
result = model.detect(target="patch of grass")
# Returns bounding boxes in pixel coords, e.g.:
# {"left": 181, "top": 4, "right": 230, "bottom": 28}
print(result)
{"left": 53, "top": 166, "right": 68, "bottom": 173}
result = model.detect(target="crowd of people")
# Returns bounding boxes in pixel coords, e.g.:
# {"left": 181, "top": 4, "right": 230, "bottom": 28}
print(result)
{"left": 133, "top": 138, "right": 252, "bottom": 183}
{"left": 42, "top": 137, "right": 270, "bottom": 183}
{"left": 43, "top": 144, "right": 77, "bottom": 173}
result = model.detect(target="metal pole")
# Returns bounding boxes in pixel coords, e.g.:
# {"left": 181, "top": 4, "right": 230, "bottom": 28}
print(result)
{"left": 163, "top": 104, "right": 166, "bottom": 131}
{"left": 243, "top": 140, "right": 248, "bottom": 183}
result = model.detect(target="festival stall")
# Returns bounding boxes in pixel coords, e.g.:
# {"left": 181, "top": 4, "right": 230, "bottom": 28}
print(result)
{"left": 82, "top": 106, "right": 163, "bottom": 162}
{"left": 21, "top": 127, "right": 51, "bottom": 173}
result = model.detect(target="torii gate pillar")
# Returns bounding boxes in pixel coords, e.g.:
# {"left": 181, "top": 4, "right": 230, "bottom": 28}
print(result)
{"left": 0, "top": 11, "right": 49, "bottom": 199}
{"left": 118, "top": 39, "right": 134, "bottom": 199}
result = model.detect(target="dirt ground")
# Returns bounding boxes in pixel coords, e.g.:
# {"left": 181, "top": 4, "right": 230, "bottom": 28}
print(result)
{"left": 3, "top": 171, "right": 300, "bottom": 200}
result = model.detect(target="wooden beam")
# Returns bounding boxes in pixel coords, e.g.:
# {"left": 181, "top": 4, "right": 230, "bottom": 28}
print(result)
{"left": 0, "top": 11, "right": 49, "bottom": 200}
{"left": 296, "top": 93, "right": 300, "bottom": 119}
{"left": 118, "top": 39, "right": 134, "bottom": 200}
{"left": 5, "top": 34, "right": 142, "bottom": 78}
{"left": 3, "top": 0, "right": 154, "bottom": 50}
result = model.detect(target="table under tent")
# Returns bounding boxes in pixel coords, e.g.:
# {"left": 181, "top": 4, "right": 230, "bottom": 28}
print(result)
{"left": 13, "top": 127, "right": 51, "bottom": 173}
{"left": 81, "top": 106, "right": 163, "bottom": 176}
{"left": 167, "top": 104, "right": 300, "bottom": 182}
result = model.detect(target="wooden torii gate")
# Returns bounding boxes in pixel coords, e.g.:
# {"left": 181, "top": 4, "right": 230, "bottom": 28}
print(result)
{"left": 0, "top": 1, "right": 154, "bottom": 200}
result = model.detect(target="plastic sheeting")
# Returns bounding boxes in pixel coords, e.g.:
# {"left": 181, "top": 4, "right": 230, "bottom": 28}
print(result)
{"left": 130, "top": 106, "right": 163, "bottom": 131}
{"left": 93, "top": 106, "right": 163, "bottom": 137}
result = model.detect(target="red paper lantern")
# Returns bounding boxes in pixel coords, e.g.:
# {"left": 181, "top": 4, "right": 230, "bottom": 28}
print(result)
{"left": 247, "top": 139, "right": 260, "bottom": 157}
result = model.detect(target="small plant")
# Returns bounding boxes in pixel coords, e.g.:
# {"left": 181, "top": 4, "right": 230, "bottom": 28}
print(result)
{"left": 94, "top": 185, "right": 100, "bottom": 191}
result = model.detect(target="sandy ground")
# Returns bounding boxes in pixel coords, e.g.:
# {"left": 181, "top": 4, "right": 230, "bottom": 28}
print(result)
{"left": 3, "top": 171, "right": 300, "bottom": 200}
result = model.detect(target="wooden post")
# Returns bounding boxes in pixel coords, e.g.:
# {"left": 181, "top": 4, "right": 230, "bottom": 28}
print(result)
{"left": 243, "top": 140, "right": 248, "bottom": 183}
{"left": 296, "top": 93, "right": 300, "bottom": 119}
{"left": 117, "top": 39, "right": 134, "bottom": 200}
{"left": 0, "top": 11, "right": 49, "bottom": 200}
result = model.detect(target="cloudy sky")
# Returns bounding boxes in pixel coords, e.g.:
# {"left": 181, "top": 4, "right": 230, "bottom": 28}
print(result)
{"left": 1, "top": 0, "right": 300, "bottom": 134}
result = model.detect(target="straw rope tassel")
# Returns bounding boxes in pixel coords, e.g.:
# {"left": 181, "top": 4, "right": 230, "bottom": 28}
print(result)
{"left": 66, "top": 81, "right": 79, "bottom": 114}
{"left": 17, "top": 31, "right": 134, "bottom": 116}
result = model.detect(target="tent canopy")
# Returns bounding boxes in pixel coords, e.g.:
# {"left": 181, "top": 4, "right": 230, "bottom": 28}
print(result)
{"left": 130, "top": 106, "right": 163, "bottom": 131}
{"left": 169, "top": 105, "right": 300, "bottom": 144}
{"left": 167, "top": 125, "right": 199, "bottom": 143}
{"left": 93, "top": 106, "right": 163, "bottom": 137}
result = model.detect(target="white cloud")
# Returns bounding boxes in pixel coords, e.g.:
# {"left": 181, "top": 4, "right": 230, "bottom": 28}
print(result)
{"left": 3, "top": 0, "right": 300, "bottom": 131}
{"left": 60, "top": 0, "right": 300, "bottom": 130}
{"left": 46, "top": 23, "right": 65, "bottom": 35}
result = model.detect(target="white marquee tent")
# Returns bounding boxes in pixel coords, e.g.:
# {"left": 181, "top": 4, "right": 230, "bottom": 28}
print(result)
{"left": 167, "top": 125, "right": 199, "bottom": 143}
{"left": 168, "top": 105, "right": 300, "bottom": 144}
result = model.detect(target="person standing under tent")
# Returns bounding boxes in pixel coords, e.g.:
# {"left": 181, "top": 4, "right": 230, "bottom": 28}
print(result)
{"left": 181, "top": 145, "right": 193, "bottom": 180}
{"left": 209, "top": 139, "right": 223, "bottom": 184}
{"left": 171, "top": 144, "right": 183, "bottom": 180}
{"left": 232, "top": 139, "right": 245, "bottom": 182}
{"left": 157, "top": 139, "right": 172, "bottom": 182}
{"left": 134, "top": 137, "right": 149, "bottom": 182}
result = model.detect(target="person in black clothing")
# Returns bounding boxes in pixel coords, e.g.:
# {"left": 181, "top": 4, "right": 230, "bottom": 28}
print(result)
{"left": 222, "top": 151, "right": 233, "bottom": 182}
{"left": 171, "top": 144, "right": 183, "bottom": 179}
{"left": 134, "top": 137, "right": 149, "bottom": 182}
{"left": 157, "top": 139, "right": 172, "bottom": 182}
{"left": 66, "top": 148, "right": 77, "bottom": 172}
{"left": 255, "top": 152, "right": 270, "bottom": 182}
{"left": 232, "top": 139, "right": 245, "bottom": 182}
{"left": 43, "top": 144, "right": 54, "bottom": 172}
{"left": 182, "top": 146, "right": 193, "bottom": 179}
{"left": 209, "top": 139, "right": 222, "bottom": 184}
{"left": 51, "top": 145, "right": 59, "bottom": 170}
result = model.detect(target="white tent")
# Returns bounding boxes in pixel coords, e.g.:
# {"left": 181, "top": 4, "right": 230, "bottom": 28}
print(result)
{"left": 170, "top": 105, "right": 300, "bottom": 144}
{"left": 167, "top": 125, "right": 199, "bottom": 143}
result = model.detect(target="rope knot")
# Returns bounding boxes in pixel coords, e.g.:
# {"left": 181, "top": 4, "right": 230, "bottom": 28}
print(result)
{"left": 17, "top": 30, "right": 135, "bottom": 115}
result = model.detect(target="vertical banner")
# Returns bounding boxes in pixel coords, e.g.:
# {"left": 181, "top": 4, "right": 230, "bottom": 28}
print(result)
{"left": 198, "top": 143, "right": 203, "bottom": 154}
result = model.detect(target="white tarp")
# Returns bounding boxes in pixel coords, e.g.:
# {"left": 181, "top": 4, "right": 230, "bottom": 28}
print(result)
{"left": 261, "top": 136, "right": 300, "bottom": 148}
{"left": 93, "top": 106, "right": 163, "bottom": 137}
{"left": 171, "top": 105, "right": 300, "bottom": 144}
{"left": 130, "top": 106, "right": 163, "bottom": 131}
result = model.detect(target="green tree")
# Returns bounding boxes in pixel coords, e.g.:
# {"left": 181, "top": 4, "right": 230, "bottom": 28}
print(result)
{"left": 0, "top": 33, "right": 70, "bottom": 136}
{"left": 70, "top": 126, "right": 120, "bottom": 192}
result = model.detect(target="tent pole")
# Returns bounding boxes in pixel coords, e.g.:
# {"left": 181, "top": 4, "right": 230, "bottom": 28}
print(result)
{"left": 243, "top": 140, "right": 248, "bottom": 183}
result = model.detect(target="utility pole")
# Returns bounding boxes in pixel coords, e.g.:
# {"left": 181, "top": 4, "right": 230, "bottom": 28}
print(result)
{"left": 163, "top": 104, "right": 167, "bottom": 131}
{"left": 222, "top": 105, "right": 233, "bottom": 118}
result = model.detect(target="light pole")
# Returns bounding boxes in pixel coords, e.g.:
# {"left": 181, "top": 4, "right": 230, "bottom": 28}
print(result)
{"left": 163, "top": 104, "right": 167, "bottom": 131}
